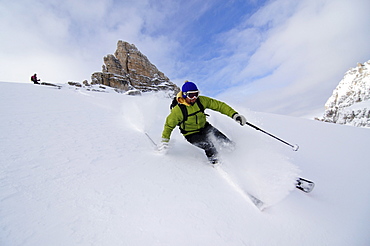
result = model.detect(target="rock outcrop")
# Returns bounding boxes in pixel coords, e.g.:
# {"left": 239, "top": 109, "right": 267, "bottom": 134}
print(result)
{"left": 91, "top": 41, "right": 179, "bottom": 95}
{"left": 320, "top": 60, "right": 370, "bottom": 128}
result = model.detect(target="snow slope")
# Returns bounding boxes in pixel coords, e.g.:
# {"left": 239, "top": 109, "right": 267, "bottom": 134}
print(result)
{"left": 1, "top": 82, "right": 369, "bottom": 246}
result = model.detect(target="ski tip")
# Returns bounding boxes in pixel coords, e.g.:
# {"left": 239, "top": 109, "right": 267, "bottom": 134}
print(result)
{"left": 247, "top": 193, "right": 266, "bottom": 211}
{"left": 257, "top": 204, "right": 266, "bottom": 211}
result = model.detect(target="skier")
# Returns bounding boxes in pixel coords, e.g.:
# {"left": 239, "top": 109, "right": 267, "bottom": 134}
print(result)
{"left": 31, "top": 74, "right": 40, "bottom": 84}
{"left": 159, "top": 81, "right": 246, "bottom": 164}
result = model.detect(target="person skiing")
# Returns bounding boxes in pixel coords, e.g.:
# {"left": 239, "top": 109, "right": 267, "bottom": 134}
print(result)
{"left": 31, "top": 74, "right": 40, "bottom": 84}
{"left": 159, "top": 81, "right": 246, "bottom": 164}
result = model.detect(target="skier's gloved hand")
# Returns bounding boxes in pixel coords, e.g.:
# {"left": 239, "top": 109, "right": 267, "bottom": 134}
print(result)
{"left": 157, "top": 138, "right": 169, "bottom": 154}
{"left": 232, "top": 113, "right": 247, "bottom": 126}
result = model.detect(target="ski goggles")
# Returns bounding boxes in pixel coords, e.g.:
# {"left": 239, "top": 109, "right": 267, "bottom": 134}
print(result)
{"left": 184, "top": 90, "right": 199, "bottom": 99}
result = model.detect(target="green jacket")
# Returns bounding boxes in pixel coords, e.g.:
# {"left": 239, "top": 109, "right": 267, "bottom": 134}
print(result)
{"left": 161, "top": 95, "right": 237, "bottom": 140}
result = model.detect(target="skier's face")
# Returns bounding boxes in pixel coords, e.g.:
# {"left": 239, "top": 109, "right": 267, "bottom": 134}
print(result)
{"left": 185, "top": 96, "right": 197, "bottom": 105}
{"left": 184, "top": 90, "right": 199, "bottom": 105}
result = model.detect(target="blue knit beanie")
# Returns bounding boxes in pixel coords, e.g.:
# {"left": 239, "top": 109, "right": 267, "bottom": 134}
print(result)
{"left": 182, "top": 82, "right": 198, "bottom": 98}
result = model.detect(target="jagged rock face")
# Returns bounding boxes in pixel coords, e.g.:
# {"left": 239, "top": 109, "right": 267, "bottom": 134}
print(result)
{"left": 91, "top": 40, "right": 179, "bottom": 94}
{"left": 321, "top": 60, "right": 370, "bottom": 128}
{"left": 92, "top": 71, "right": 130, "bottom": 91}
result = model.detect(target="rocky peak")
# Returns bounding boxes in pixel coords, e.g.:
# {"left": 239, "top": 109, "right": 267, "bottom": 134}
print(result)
{"left": 91, "top": 40, "right": 179, "bottom": 95}
{"left": 320, "top": 60, "right": 370, "bottom": 128}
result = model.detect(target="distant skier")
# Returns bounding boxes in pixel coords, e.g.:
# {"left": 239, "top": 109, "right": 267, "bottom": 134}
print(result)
{"left": 31, "top": 74, "right": 40, "bottom": 84}
{"left": 159, "top": 81, "right": 246, "bottom": 164}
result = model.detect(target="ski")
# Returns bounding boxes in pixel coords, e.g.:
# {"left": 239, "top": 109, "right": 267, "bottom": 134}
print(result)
{"left": 213, "top": 165, "right": 266, "bottom": 211}
{"left": 296, "top": 177, "right": 315, "bottom": 193}
{"left": 246, "top": 192, "right": 265, "bottom": 210}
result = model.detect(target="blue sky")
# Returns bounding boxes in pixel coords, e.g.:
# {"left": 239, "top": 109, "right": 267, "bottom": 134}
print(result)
{"left": 1, "top": 0, "right": 369, "bottom": 116}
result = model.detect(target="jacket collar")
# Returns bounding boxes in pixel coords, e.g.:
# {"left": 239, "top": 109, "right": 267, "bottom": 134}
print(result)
{"left": 176, "top": 91, "right": 191, "bottom": 106}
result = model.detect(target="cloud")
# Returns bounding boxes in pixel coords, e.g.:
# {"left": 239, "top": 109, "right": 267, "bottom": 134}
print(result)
{"left": 0, "top": 0, "right": 257, "bottom": 85}
{"left": 214, "top": 0, "right": 370, "bottom": 116}
{"left": 0, "top": 0, "right": 184, "bottom": 83}
{"left": 1, "top": 0, "right": 369, "bottom": 118}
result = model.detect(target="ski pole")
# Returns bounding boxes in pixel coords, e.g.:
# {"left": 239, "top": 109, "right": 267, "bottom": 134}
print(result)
{"left": 245, "top": 122, "right": 299, "bottom": 151}
{"left": 145, "top": 132, "right": 157, "bottom": 146}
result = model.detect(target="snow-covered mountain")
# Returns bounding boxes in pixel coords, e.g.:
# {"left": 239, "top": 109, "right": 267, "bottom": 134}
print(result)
{"left": 321, "top": 60, "right": 370, "bottom": 127}
{"left": 1, "top": 82, "right": 369, "bottom": 246}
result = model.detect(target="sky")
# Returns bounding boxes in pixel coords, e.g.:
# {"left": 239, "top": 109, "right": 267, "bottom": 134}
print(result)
{"left": 1, "top": 0, "right": 370, "bottom": 116}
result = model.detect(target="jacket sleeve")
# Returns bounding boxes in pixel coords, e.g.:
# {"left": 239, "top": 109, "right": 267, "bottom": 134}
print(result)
{"left": 161, "top": 106, "right": 184, "bottom": 140}
{"left": 200, "top": 96, "right": 237, "bottom": 118}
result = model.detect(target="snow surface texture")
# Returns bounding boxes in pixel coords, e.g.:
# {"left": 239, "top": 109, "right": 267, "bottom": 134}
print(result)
{"left": 1, "top": 82, "right": 369, "bottom": 246}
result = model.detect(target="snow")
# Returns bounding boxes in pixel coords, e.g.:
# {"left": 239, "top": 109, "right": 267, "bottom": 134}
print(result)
{"left": 1, "top": 82, "right": 369, "bottom": 246}
{"left": 348, "top": 99, "right": 370, "bottom": 111}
